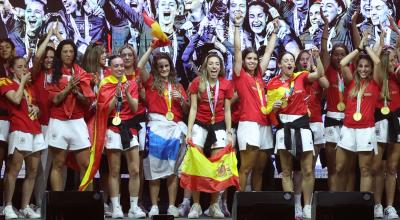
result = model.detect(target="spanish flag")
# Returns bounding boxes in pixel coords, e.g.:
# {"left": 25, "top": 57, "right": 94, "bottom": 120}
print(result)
{"left": 180, "top": 141, "right": 240, "bottom": 193}
{"left": 142, "top": 12, "right": 171, "bottom": 47}
{"left": 79, "top": 75, "right": 127, "bottom": 191}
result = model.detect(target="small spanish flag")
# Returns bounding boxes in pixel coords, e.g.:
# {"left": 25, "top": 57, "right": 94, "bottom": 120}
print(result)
{"left": 142, "top": 12, "right": 171, "bottom": 47}
{"left": 180, "top": 141, "right": 240, "bottom": 193}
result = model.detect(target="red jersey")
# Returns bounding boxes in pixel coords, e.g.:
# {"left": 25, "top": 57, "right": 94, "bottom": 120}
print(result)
{"left": 143, "top": 75, "right": 187, "bottom": 122}
{"left": 307, "top": 81, "right": 323, "bottom": 122}
{"left": 326, "top": 65, "right": 349, "bottom": 113}
{"left": 47, "top": 64, "right": 95, "bottom": 120}
{"left": 188, "top": 77, "right": 233, "bottom": 124}
{"left": 343, "top": 79, "right": 380, "bottom": 128}
{"left": 376, "top": 74, "right": 400, "bottom": 111}
{"left": 268, "top": 71, "right": 310, "bottom": 116}
{"left": 0, "top": 77, "right": 11, "bottom": 120}
{"left": 32, "top": 70, "right": 52, "bottom": 125}
{"left": 0, "top": 81, "right": 41, "bottom": 134}
{"left": 233, "top": 68, "right": 269, "bottom": 125}
{"left": 126, "top": 69, "right": 146, "bottom": 117}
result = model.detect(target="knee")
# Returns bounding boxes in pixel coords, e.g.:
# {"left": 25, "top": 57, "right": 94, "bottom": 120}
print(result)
{"left": 239, "top": 166, "right": 252, "bottom": 176}
{"left": 78, "top": 159, "right": 90, "bottom": 171}
{"left": 128, "top": 164, "right": 139, "bottom": 177}
{"left": 335, "top": 163, "right": 346, "bottom": 175}
{"left": 281, "top": 169, "right": 292, "bottom": 179}
{"left": 52, "top": 159, "right": 65, "bottom": 171}
{"left": 359, "top": 166, "right": 371, "bottom": 177}
{"left": 302, "top": 168, "right": 314, "bottom": 179}
{"left": 109, "top": 166, "right": 121, "bottom": 179}
{"left": 26, "top": 167, "right": 38, "bottom": 180}
{"left": 386, "top": 164, "right": 397, "bottom": 176}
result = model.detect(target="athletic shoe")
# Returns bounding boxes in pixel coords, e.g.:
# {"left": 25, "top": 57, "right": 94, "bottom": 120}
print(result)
{"left": 178, "top": 202, "right": 190, "bottom": 217}
{"left": 209, "top": 203, "right": 224, "bottom": 218}
{"left": 384, "top": 206, "right": 399, "bottom": 219}
{"left": 295, "top": 203, "right": 303, "bottom": 218}
{"left": 374, "top": 204, "right": 383, "bottom": 218}
{"left": 167, "top": 205, "right": 180, "bottom": 217}
{"left": 148, "top": 205, "right": 159, "bottom": 218}
{"left": 20, "top": 206, "right": 41, "bottom": 219}
{"left": 302, "top": 204, "right": 312, "bottom": 219}
{"left": 111, "top": 205, "right": 124, "bottom": 219}
{"left": 188, "top": 203, "right": 202, "bottom": 219}
{"left": 128, "top": 206, "right": 146, "bottom": 218}
{"left": 219, "top": 199, "right": 230, "bottom": 217}
{"left": 104, "top": 203, "right": 112, "bottom": 217}
{"left": 3, "top": 206, "right": 17, "bottom": 219}
{"left": 138, "top": 204, "right": 148, "bottom": 214}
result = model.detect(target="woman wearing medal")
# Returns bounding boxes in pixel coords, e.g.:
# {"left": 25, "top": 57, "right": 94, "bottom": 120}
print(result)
{"left": 232, "top": 12, "right": 277, "bottom": 192}
{"left": 333, "top": 32, "right": 381, "bottom": 193}
{"left": 137, "top": 40, "right": 189, "bottom": 218}
{"left": 1, "top": 57, "right": 45, "bottom": 218}
{"left": 371, "top": 45, "right": 400, "bottom": 219}
{"left": 267, "top": 45, "right": 324, "bottom": 218}
{"left": 184, "top": 52, "right": 234, "bottom": 218}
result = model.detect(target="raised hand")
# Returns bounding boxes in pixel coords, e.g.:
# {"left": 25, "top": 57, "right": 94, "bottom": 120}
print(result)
{"left": 233, "top": 11, "right": 244, "bottom": 27}
{"left": 21, "top": 72, "right": 31, "bottom": 84}
{"left": 320, "top": 6, "right": 329, "bottom": 25}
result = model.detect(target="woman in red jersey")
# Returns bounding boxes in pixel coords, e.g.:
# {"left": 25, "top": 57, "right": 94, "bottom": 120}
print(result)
{"left": 138, "top": 41, "right": 189, "bottom": 218}
{"left": 233, "top": 12, "right": 277, "bottom": 192}
{"left": 46, "top": 40, "right": 95, "bottom": 191}
{"left": 333, "top": 33, "right": 381, "bottom": 192}
{"left": 1, "top": 57, "right": 45, "bottom": 219}
{"left": 184, "top": 52, "right": 234, "bottom": 218}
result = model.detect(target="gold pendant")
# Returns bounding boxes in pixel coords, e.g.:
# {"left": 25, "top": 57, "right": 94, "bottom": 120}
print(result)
{"left": 112, "top": 116, "right": 122, "bottom": 126}
{"left": 337, "top": 102, "right": 346, "bottom": 112}
{"left": 380, "top": 106, "right": 390, "bottom": 115}
{"left": 166, "top": 111, "right": 174, "bottom": 121}
{"left": 353, "top": 112, "right": 362, "bottom": 121}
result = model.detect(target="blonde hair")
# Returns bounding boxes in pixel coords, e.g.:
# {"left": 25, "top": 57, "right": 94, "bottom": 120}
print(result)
{"left": 379, "top": 49, "right": 394, "bottom": 101}
{"left": 118, "top": 44, "right": 138, "bottom": 70}
{"left": 81, "top": 44, "right": 105, "bottom": 74}
{"left": 198, "top": 53, "right": 225, "bottom": 94}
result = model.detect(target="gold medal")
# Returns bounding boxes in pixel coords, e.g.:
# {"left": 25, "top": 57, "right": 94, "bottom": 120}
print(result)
{"left": 281, "top": 99, "right": 288, "bottom": 108}
{"left": 166, "top": 111, "right": 174, "bottom": 121}
{"left": 381, "top": 106, "right": 390, "bottom": 115}
{"left": 211, "top": 115, "right": 215, "bottom": 124}
{"left": 112, "top": 116, "right": 122, "bottom": 126}
{"left": 353, "top": 112, "right": 362, "bottom": 121}
{"left": 261, "top": 106, "right": 267, "bottom": 115}
{"left": 337, "top": 102, "right": 346, "bottom": 112}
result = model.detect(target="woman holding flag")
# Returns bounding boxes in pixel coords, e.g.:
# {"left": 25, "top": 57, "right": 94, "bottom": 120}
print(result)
{"left": 138, "top": 40, "right": 189, "bottom": 218}
{"left": 232, "top": 12, "right": 277, "bottom": 192}
{"left": 182, "top": 52, "right": 234, "bottom": 218}
{"left": 267, "top": 45, "right": 324, "bottom": 218}
{"left": 0, "top": 57, "right": 45, "bottom": 219}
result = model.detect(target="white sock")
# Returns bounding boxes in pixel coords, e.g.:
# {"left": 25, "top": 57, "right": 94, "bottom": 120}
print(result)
{"left": 130, "top": 196, "right": 138, "bottom": 208}
{"left": 295, "top": 194, "right": 302, "bottom": 206}
{"left": 111, "top": 197, "right": 120, "bottom": 209}
{"left": 182, "top": 198, "right": 191, "bottom": 206}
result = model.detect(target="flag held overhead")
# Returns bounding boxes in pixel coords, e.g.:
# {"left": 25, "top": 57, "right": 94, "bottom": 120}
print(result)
{"left": 142, "top": 12, "right": 171, "bottom": 47}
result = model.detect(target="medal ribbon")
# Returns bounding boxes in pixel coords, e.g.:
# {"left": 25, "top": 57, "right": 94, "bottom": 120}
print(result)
{"left": 383, "top": 79, "right": 389, "bottom": 108}
{"left": 255, "top": 80, "right": 266, "bottom": 111}
{"left": 206, "top": 80, "right": 219, "bottom": 118}
{"left": 355, "top": 82, "right": 367, "bottom": 116}
{"left": 115, "top": 82, "right": 123, "bottom": 118}
{"left": 337, "top": 72, "right": 344, "bottom": 103}
{"left": 284, "top": 79, "right": 295, "bottom": 99}
{"left": 164, "top": 83, "right": 172, "bottom": 113}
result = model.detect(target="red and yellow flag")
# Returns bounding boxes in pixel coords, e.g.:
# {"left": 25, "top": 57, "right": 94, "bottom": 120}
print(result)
{"left": 142, "top": 12, "right": 171, "bottom": 47}
{"left": 180, "top": 142, "right": 240, "bottom": 193}
{"left": 79, "top": 75, "right": 127, "bottom": 191}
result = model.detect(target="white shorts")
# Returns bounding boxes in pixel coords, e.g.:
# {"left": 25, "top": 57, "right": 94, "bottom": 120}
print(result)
{"left": 105, "top": 129, "right": 139, "bottom": 150}
{"left": 8, "top": 131, "right": 46, "bottom": 155}
{"left": 324, "top": 111, "right": 345, "bottom": 143}
{"left": 0, "top": 120, "right": 10, "bottom": 142}
{"left": 138, "top": 122, "right": 146, "bottom": 151}
{"left": 191, "top": 124, "right": 227, "bottom": 149}
{"left": 275, "top": 114, "right": 314, "bottom": 154}
{"left": 337, "top": 126, "right": 377, "bottom": 153}
{"left": 46, "top": 118, "right": 91, "bottom": 151}
{"left": 310, "top": 122, "right": 326, "bottom": 145}
{"left": 375, "top": 119, "right": 389, "bottom": 144}
{"left": 237, "top": 121, "right": 273, "bottom": 151}
{"left": 41, "top": 125, "right": 48, "bottom": 136}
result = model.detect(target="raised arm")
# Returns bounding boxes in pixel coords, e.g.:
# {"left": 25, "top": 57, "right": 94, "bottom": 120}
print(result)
{"left": 351, "top": 10, "right": 361, "bottom": 54}
{"left": 137, "top": 39, "right": 159, "bottom": 83}
{"left": 31, "top": 29, "right": 53, "bottom": 77}
{"left": 364, "top": 46, "right": 381, "bottom": 84}
{"left": 320, "top": 7, "right": 330, "bottom": 69}
{"left": 260, "top": 20, "right": 278, "bottom": 74}
{"left": 233, "top": 12, "right": 244, "bottom": 77}
{"left": 308, "top": 46, "right": 324, "bottom": 81}
{"left": 5, "top": 72, "right": 30, "bottom": 105}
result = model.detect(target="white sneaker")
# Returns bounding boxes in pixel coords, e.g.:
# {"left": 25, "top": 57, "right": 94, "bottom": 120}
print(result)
{"left": 302, "top": 205, "right": 312, "bottom": 219}
{"left": 104, "top": 203, "right": 112, "bottom": 217}
{"left": 20, "top": 206, "right": 41, "bottom": 219}
{"left": 188, "top": 203, "right": 202, "bottom": 219}
{"left": 128, "top": 206, "right": 146, "bottom": 218}
{"left": 3, "top": 206, "right": 17, "bottom": 219}
{"left": 111, "top": 205, "right": 124, "bottom": 219}
{"left": 148, "top": 205, "right": 159, "bottom": 218}
{"left": 167, "top": 205, "right": 179, "bottom": 217}
{"left": 209, "top": 203, "right": 224, "bottom": 218}
{"left": 374, "top": 204, "right": 384, "bottom": 218}
{"left": 204, "top": 207, "right": 210, "bottom": 216}
{"left": 384, "top": 206, "right": 399, "bottom": 219}
{"left": 219, "top": 199, "right": 230, "bottom": 217}
{"left": 295, "top": 203, "right": 303, "bottom": 218}
{"left": 178, "top": 202, "right": 190, "bottom": 217}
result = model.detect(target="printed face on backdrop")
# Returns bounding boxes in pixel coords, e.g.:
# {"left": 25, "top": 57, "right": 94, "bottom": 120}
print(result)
{"left": 158, "top": 0, "right": 178, "bottom": 26}
{"left": 294, "top": 0, "right": 307, "bottom": 8}
{"left": 183, "top": 0, "right": 202, "bottom": 11}
{"left": 24, "top": 1, "right": 45, "bottom": 34}
{"left": 229, "top": 0, "right": 246, "bottom": 23}
{"left": 0, "top": 41, "right": 13, "bottom": 60}
{"left": 46, "top": 21, "right": 68, "bottom": 46}
{"left": 321, "top": 0, "right": 343, "bottom": 24}
{"left": 248, "top": 4, "right": 267, "bottom": 34}
{"left": 361, "top": 0, "right": 371, "bottom": 19}
{"left": 62, "top": 0, "right": 78, "bottom": 15}
{"left": 124, "top": 0, "right": 144, "bottom": 13}
{"left": 370, "top": 0, "right": 391, "bottom": 26}
{"left": 309, "top": 3, "right": 322, "bottom": 26}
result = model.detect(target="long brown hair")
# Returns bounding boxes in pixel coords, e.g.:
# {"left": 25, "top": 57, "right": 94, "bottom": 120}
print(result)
{"left": 349, "top": 55, "right": 373, "bottom": 98}
{"left": 198, "top": 53, "right": 225, "bottom": 94}
{"left": 150, "top": 53, "right": 178, "bottom": 95}
{"left": 81, "top": 44, "right": 105, "bottom": 74}
{"left": 379, "top": 48, "right": 394, "bottom": 100}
